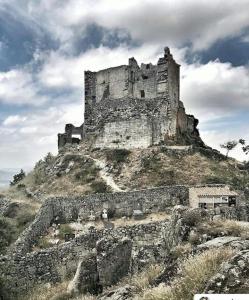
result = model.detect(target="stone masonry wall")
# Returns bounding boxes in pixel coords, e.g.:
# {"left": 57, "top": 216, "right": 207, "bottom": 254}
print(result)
{"left": 0, "top": 219, "right": 169, "bottom": 298}
{"left": 12, "top": 185, "right": 188, "bottom": 255}
{"left": 87, "top": 97, "right": 175, "bottom": 148}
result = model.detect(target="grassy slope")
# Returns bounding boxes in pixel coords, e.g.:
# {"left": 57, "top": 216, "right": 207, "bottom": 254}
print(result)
{"left": 4, "top": 144, "right": 247, "bottom": 201}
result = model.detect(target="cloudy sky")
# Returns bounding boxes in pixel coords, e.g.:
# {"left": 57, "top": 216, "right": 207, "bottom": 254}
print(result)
{"left": 0, "top": 0, "right": 249, "bottom": 171}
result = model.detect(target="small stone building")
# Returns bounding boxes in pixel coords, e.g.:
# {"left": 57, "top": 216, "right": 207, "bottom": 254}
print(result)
{"left": 189, "top": 185, "right": 238, "bottom": 209}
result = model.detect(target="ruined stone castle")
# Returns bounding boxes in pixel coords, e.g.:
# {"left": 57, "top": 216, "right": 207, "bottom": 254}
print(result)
{"left": 58, "top": 47, "right": 202, "bottom": 149}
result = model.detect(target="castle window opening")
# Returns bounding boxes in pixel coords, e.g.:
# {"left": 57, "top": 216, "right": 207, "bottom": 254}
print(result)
{"left": 131, "top": 71, "right": 135, "bottom": 82}
{"left": 140, "top": 90, "right": 145, "bottom": 98}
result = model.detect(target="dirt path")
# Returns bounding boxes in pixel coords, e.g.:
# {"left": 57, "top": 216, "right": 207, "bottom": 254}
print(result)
{"left": 86, "top": 155, "right": 124, "bottom": 192}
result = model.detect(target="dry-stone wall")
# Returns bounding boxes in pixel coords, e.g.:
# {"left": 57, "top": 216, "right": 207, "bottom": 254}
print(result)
{"left": 0, "top": 220, "right": 169, "bottom": 298}
{"left": 13, "top": 185, "right": 188, "bottom": 255}
{"left": 0, "top": 186, "right": 189, "bottom": 299}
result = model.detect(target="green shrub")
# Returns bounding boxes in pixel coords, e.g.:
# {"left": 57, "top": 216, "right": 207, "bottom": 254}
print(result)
{"left": 10, "top": 169, "right": 26, "bottom": 186}
{"left": 32, "top": 167, "right": 47, "bottom": 185}
{"left": 182, "top": 209, "right": 204, "bottom": 227}
{"left": 203, "top": 175, "right": 226, "bottom": 184}
{"left": 0, "top": 217, "right": 17, "bottom": 254}
{"left": 106, "top": 149, "right": 131, "bottom": 163}
{"left": 90, "top": 180, "right": 109, "bottom": 193}
{"left": 37, "top": 237, "right": 53, "bottom": 249}
{"left": 16, "top": 210, "right": 35, "bottom": 229}
{"left": 58, "top": 224, "right": 73, "bottom": 239}
{"left": 74, "top": 162, "right": 99, "bottom": 183}
{"left": 44, "top": 152, "right": 55, "bottom": 165}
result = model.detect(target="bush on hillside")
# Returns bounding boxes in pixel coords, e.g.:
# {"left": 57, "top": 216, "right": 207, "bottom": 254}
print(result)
{"left": 58, "top": 224, "right": 73, "bottom": 240}
{"left": 0, "top": 217, "right": 17, "bottom": 254}
{"left": 106, "top": 149, "right": 131, "bottom": 163}
{"left": 16, "top": 210, "right": 35, "bottom": 229}
{"left": 91, "top": 180, "right": 109, "bottom": 193}
{"left": 10, "top": 169, "right": 26, "bottom": 186}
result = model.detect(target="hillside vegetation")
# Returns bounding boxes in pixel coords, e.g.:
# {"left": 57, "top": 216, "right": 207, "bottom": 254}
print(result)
{"left": 3, "top": 143, "right": 248, "bottom": 202}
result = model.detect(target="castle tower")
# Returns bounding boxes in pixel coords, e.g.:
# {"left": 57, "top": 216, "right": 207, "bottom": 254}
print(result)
{"left": 58, "top": 47, "right": 201, "bottom": 149}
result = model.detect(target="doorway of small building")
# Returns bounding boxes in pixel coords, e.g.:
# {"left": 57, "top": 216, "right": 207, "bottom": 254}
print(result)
{"left": 228, "top": 196, "right": 236, "bottom": 207}
{"left": 140, "top": 90, "right": 145, "bottom": 98}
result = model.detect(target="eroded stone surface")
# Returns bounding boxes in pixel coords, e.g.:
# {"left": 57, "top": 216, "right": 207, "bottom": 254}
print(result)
{"left": 96, "top": 237, "right": 132, "bottom": 286}
{"left": 205, "top": 250, "right": 249, "bottom": 293}
{"left": 58, "top": 47, "right": 203, "bottom": 149}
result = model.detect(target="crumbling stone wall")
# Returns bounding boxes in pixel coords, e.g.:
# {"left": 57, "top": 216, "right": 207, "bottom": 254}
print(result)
{"left": 0, "top": 219, "right": 168, "bottom": 298}
{"left": 12, "top": 185, "right": 188, "bottom": 255}
{"left": 96, "top": 237, "right": 132, "bottom": 286}
{"left": 58, "top": 123, "right": 84, "bottom": 149}
{"left": 0, "top": 205, "right": 190, "bottom": 299}
{"left": 84, "top": 47, "right": 179, "bottom": 105}
{"left": 58, "top": 47, "right": 202, "bottom": 149}
{"left": 83, "top": 47, "right": 201, "bottom": 149}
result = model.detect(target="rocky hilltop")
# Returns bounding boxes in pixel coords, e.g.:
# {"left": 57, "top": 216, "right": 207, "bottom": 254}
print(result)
{"left": 1, "top": 47, "right": 249, "bottom": 300}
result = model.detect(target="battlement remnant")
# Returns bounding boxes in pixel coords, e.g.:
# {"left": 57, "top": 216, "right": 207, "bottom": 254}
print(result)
{"left": 58, "top": 47, "right": 203, "bottom": 149}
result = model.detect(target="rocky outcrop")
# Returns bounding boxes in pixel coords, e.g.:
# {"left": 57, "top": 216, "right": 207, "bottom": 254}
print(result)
{"left": 162, "top": 205, "right": 190, "bottom": 252}
{"left": 97, "top": 237, "right": 132, "bottom": 286}
{"left": 67, "top": 251, "right": 99, "bottom": 296}
{"left": 205, "top": 249, "right": 249, "bottom": 293}
{"left": 197, "top": 237, "right": 249, "bottom": 251}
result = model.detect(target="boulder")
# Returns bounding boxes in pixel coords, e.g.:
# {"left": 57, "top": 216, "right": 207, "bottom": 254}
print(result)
{"left": 205, "top": 249, "right": 249, "bottom": 293}
{"left": 96, "top": 237, "right": 132, "bottom": 287}
{"left": 197, "top": 237, "right": 249, "bottom": 251}
{"left": 67, "top": 251, "right": 99, "bottom": 296}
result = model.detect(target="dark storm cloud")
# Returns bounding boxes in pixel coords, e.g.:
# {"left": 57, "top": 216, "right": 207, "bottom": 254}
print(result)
{"left": 70, "top": 24, "right": 139, "bottom": 56}
{"left": 0, "top": 4, "right": 59, "bottom": 71}
{"left": 186, "top": 33, "right": 249, "bottom": 67}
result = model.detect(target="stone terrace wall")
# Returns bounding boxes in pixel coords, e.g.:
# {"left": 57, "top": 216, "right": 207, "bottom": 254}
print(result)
{"left": 13, "top": 185, "right": 188, "bottom": 255}
{"left": 0, "top": 220, "right": 169, "bottom": 298}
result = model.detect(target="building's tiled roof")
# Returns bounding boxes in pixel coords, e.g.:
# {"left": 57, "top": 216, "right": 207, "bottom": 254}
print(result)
{"left": 190, "top": 185, "right": 238, "bottom": 197}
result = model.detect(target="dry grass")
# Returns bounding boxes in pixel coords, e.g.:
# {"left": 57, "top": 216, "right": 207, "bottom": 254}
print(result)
{"left": 171, "top": 243, "right": 193, "bottom": 260}
{"left": 137, "top": 247, "right": 235, "bottom": 300}
{"left": 25, "top": 265, "right": 162, "bottom": 300}
{"left": 130, "top": 264, "right": 164, "bottom": 292}
{"left": 25, "top": 281, "right": 69, "bottom": 300}
{"left": 25, "top": 281, "right": 97, "bottom": 300}
{"left": 198, "top": 219, "right": 248, "bottom": 238}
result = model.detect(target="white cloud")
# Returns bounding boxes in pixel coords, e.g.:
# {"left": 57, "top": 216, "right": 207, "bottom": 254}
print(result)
{"left": 181, "top": 61, "right": 249, "bottom": 121}
{"left": 3, "top": 115, "right": 27, "bottom": 126}
{"left": 18, "top": 0, "right": 249, "bottom": 50}
{"left": 0, "top": 103, "right": 83, "bottom": 168}
{"left": 0, "top": 69, "right": 48, "bottom": 106}
{"left": 201, "top": 126, "right": 249, "bottom": 162}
